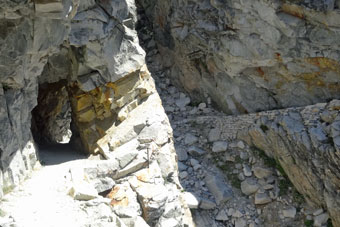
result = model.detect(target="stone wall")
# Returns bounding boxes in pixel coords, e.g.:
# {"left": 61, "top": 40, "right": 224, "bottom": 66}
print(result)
{"left": 139, "top": 0, "right": 340, "bottom": 114}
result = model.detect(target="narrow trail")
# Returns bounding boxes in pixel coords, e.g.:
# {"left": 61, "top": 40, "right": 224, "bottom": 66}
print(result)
{"left": 0, "top": 145, "right": 91, "bottom": 227}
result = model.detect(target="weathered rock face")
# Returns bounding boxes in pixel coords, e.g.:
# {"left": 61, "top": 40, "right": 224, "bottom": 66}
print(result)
{"left": 192, "top": 99, "right": 340, "bottom": 226}
{"left": 139, "top": 0, "right": 340, "bottom": 114}
{"left": 0, "top": 1, "right": 193, "bottom": 226}
{"left": 244, "top": 100, "right": 340, "bottom": 227}
{"left": 0, "top": 0, "right": 74, "bottom": 199}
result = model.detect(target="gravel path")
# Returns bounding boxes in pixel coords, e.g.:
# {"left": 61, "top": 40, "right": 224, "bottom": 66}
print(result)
{"left": 0, "top": 145, "right": 91, "bottom": 227}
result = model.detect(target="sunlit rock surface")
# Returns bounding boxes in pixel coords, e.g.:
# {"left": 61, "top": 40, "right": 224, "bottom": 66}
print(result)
{"left": 140, "top": 0, "right": 340, "bottom": 114}
{"left": 0, "top": 0, "right": 193, "bottom": 226}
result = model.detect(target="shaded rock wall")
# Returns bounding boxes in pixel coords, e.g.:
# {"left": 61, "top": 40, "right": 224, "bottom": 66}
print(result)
{"left": 0, "top": 0, "right": 75, "bottom": 199}
{"left": 31, "top": 81, "right": 72, "bottom": 144}
{"left": 139, "top": 0, "right": 340, "bottom": 114}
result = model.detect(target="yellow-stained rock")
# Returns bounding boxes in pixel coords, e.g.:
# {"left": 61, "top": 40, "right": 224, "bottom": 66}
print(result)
{"left": 108, "top": 71, "right": 141, "bottom": 97}
{"left": 78, "top": 108, "right": 96, "bottom": 122}
{"left": 76, "top": 94, "right": 92, "bottom": 112}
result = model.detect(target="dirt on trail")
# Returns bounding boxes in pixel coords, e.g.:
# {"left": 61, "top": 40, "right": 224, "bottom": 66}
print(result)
{"left": 0, "top": 144, "right": 92, "bottom": 227}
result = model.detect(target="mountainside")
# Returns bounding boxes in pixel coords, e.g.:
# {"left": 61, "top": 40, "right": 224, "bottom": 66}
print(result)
{"left": 139, "top": 0, "right": 340, "bottom": 114}
{"left": 0, "top": 0, "right": 340, "bottom": 226}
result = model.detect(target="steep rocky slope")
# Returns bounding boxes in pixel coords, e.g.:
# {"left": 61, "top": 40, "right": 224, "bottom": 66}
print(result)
{"left": 1, "top": 0, "right": 340, "bottom": 226}
{"left": 139, "top": 0, "right": 340, "bottom": 114}
{"left": 137, "top": 0, "right": 340, "bottom": 226}
{"left": 136, "top": 17, "right": 339, "bottom": 226}
{"left": 0, "top": 0, "right": 193, "bottom": 226}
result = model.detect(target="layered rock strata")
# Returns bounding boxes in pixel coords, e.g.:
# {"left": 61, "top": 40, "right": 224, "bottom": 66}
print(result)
{"left": 139, "top": 0, "right": 340, "bottom": 114}
{"left": 187, "top": 100, "right": 340, "bottom": 226}
{"left": 0, "top": 0, "right": 193, "bottom": 225}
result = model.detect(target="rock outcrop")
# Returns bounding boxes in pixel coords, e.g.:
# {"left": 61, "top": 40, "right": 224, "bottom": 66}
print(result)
{"left": 1, "top": 0, "right": 340, "bottom": 226}
{"left": 139, "top": 0, "right": 340, "bottom": 114}
{"left": 0, "top": 0, "right": 193, "bottom": 226}
{"left": 244, "top": 100, "right": 340, "bottom": 227}
{"left": 185, "top": 100, "right": 340, "bottom": 226}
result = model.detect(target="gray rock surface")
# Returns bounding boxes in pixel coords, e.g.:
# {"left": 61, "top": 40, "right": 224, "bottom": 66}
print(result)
{"left": 282, "top": 207, "right": 296, "bottom": 218}
{"left": 241, "top": 179, "right": 260, "bottom": 196}
{"left": 2, "top": 0, "right": 340, "bottom": 226}
{"left": 140, "top": 0, "right": 340, "bottom": 114}
{"left": 255, "top": 192, "right": 272, "bottom": 205}
{"left": 204, "top": 173, "right": 233, "bottom": 205}
{"left": 212, "top": 141, "right": 228, "bottom": 153}
{"left": 0, "top": 1, "right": 194, "bottom": 227}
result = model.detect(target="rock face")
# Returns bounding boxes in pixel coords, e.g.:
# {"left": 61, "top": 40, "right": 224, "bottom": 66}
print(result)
{"left": 244, "top": 100, "right": 340, "bottom": 227}
{"left": 0, "top": 0, "right": 139, "bottom": 191}
{"left": 1, "top": 0, "right": 340, "bottom": 226}
{"left": 190, "top": 100, "right": 340, "bottom": 226}
{"left": 0, "top": 0, "right": 193, "bottom": 226}
{"left": 139, "top": 0, "right": 340, "bottom": 114}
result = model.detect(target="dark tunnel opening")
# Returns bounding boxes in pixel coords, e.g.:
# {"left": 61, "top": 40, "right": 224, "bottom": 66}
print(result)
{"left": 31, "top": 80, "right": 85, "bottom": 165}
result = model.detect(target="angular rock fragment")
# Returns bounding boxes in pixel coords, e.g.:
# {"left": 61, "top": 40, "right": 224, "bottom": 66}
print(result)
{"left": 204, "top": 173, "right": 232, "bottom": 205}
{"left": 183, "top": 192, "right": 200, "bottom": 209}
{"left": 254, "top": 192, "right": 272, "bottom": 205}
{"left": 68, "top": 182, "right": 98, "bottom": 201}
{"left": 241, "top": 178, "right": 260, "bottom": 196}
{"left": 212, "top": 141, "right": 228, "bottom": 153}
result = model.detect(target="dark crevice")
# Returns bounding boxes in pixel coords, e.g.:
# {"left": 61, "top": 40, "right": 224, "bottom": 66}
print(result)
{"left": 30, "top": 80, "right": 86, "bottom": 165}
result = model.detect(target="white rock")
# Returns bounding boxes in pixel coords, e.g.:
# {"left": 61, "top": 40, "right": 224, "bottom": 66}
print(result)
{"left": 204, "top": 173, "right": 232, "bottom": 205}
{"left": 212, "top": 141, "right": 228, "bottom": 152}
{"left": 68, "top": 182, "right": 98, "bottom": 201}
{"left": 91, "top": 177, "right": 115, "bottom": 193}
{"left": 243, "top": 164, "right": 252, "bottom": 177}
{"left": 283, "top": 207, "right": 296, "bottom": 218}
{"left": 228, "top": 208, "right": 235, "bottom": 216}
{"left": 237, "top": 141, "right": 245, "bottom": 149}
{"left": 183, "top": 192, "right": 200, "bottom": 209}
{"left": 123, "top": 216, "right": 150, "bottom": 227}
{"left": 198, "top": 103, "right": 207, "bottom": 109}
{"left": 157, "top": 218, "right": 179, "bottom": 227}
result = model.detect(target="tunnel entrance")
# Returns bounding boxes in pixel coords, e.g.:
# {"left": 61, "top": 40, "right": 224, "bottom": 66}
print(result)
{"left": 31, "top": 80, "right": 72, "bottom": 145}
{"left": 31, "top": 80, "right": 85, "bottom": 165}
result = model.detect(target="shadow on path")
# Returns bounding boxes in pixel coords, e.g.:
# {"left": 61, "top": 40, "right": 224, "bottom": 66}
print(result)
{"left": 38, "top": 144, "right": 87, "bottom": 166}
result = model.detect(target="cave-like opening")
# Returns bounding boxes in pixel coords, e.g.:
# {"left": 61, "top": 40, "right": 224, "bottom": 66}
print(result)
{"left": 31, "top": 80, "right": 85, "bottom": 165}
